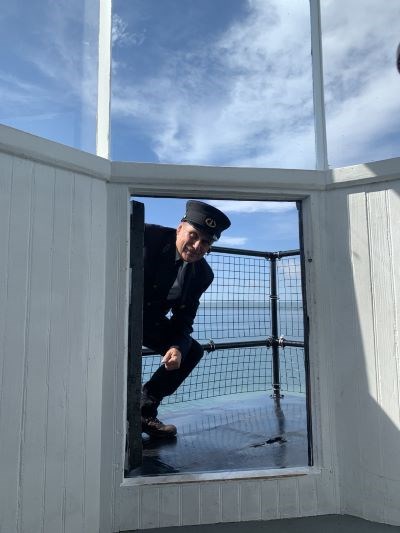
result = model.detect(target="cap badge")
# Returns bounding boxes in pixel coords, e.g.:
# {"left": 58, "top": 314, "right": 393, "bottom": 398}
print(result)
{"left": 205, "top": 217, "right": 217, "bottom": 228}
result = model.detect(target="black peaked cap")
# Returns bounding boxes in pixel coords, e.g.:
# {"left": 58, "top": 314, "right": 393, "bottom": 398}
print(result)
{"left": 182, "top": 200, "right": 231, "bottom": 241}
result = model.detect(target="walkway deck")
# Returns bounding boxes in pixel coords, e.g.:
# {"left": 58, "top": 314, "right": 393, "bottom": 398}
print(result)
{"left": 128, "top": 391, "right": 309, "bottom": 477}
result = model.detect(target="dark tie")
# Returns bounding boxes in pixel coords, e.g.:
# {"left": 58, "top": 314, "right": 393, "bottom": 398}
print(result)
{"left": 167, "top": 260, "right": 187, "bottom": 302}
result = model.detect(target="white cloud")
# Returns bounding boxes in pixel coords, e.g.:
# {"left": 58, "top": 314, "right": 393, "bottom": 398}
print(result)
{"left": 321, "top": 0, "right": 400, "bottom": 165}
{"left": 2, "top": 0, "right": 399, "bottom": 168}
{"left": 112, "top": 14, "right": 146, "bottom": 47}
{"left": 217, "top": 236, "right": 248, "bottom": 246}
{"left": 0, "top": 73, "right": 49, "bottom": 117}
{"left": 112, "top": 0, "right": 400, "bottom": 168}
{"left": 210, "top": 200, "right": 296, "bottom": 214}
{"left": 0, "top": 0, "right": 99, "bottom": 122}
{"left": 112, "top": 0, "right": 315, "bottom": 167}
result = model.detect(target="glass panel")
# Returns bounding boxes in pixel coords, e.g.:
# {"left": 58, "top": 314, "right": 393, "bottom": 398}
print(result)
{"left": 0, "top": 0, "right": 99, "bottom": 153}
{"left": 111, "top": 0, "right": 315, "bottom": 168}
{"left": 321, "top": 0, "right": 400, "bottom": 167}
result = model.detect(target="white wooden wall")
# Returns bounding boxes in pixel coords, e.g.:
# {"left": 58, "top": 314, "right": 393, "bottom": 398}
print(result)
{"left": 1, "top": 125, "right": 400, "bottom": 532}
{"left": 325, "top": 178, "right": 400, "bottom": 525}
{"left": 0, "top": 140, "right": 107, "bottom": 533}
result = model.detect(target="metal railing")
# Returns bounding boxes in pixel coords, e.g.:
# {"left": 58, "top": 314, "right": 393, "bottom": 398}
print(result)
{"left": 142, "top": 245, "right": 305, "bottom": 400}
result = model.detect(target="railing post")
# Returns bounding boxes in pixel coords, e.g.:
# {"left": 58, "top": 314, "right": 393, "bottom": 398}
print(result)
{"left": 269, "top": 254, "right": 283, "bottom": 399}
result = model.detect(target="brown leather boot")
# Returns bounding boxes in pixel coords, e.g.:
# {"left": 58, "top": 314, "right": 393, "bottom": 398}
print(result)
{"left": 141, "top": 416, "right": 177, "bottom": 438}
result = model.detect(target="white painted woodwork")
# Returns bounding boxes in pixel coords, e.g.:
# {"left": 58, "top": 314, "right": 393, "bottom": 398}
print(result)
{"left": 0, "top": 132, "right": 107, "bottom": 533}
{"left": 199, "top": 483, "right": 221, "bottom": 525}
{"left": 0, "top": 123, "right": 110, "bottom": 181}
{"left": 159, "top": 484, "right": 181, "bottom": 528}
{"left": 1, "top": 123, "right": 400, "bottom": 531}
{"left": 325, "top": 182, "right": 400, "bottom": 525}
{"left": 260, "top": 479, "right": 279, "bottom": 520}
{"left": 309, "top": 0, "right": 328, "bottom": 171}
{"left": 111, "top": 160, "right": 327, "bottom": 199}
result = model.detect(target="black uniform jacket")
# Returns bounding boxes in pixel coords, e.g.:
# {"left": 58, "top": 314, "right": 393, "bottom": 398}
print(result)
{"left": 143, "top": 224, "right": 214, "bottom": 357}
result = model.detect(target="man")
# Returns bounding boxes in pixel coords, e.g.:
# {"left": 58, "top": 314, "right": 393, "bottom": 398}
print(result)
{"left": 141, "top": 200, "right": 231, "bottom": 438}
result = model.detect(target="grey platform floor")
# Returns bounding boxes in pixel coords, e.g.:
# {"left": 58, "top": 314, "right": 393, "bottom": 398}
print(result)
{"left": 134, "top": 515, "right": 400, "bottom": 533}
{"left": 129, "top": 391, "right": 309, "bottom": 477}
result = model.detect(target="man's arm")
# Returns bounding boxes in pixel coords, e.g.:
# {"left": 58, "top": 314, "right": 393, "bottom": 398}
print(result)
{"left": 168, "top": 265, "right": 214, "bottom": 358}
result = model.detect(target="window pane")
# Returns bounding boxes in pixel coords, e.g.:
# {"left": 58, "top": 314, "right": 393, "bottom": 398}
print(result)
{"left": 321, "top": 0, "right": 400, "bottom": 167}
{"left": 0, "top": 0, "right": 99, "bottom": 153}
{"left": 111, "top": 0, "right": 315, "bottom": 168}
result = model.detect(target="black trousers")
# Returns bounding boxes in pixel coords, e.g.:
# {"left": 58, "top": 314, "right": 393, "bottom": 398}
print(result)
{"left": 141, "top": 322, "right": 204, "bottom": 417}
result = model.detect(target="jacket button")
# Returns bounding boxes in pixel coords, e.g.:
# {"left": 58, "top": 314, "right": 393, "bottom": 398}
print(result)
{"left": 146, "top": 302, "right": 151, "bottom": 307}
{"left": 153, "top": 284, "right": 157, "bottom": 289}
{"left": 180, "top": 304, "right": 186, "bottom": 309}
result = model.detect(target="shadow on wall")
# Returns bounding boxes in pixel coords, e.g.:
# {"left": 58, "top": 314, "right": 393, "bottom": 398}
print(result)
{"left": 328, "top": 178, "right": 400, "bottom": 524}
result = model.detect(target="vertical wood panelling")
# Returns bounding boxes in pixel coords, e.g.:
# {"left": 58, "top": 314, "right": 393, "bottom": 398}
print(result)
{"left": 388, "top": 185, "right": 400, "bottom": 422}
{"left": 239, "top": 480, "right": 261, "bottom": 521}
{"left": 101, "top": 184, "right": 122, "bottom": 533}
{"left": 297, "top": 475, "right": 318, "bottom": 516}
{"left": 0, "top": 155, "right": 106, "bottom": 533}
{"left": 0, "top": 152, "right": 13, "bottom": 452}
{"left": 314, "top": 468, "right": 338, "bottom": 515}
{"left": 367, "top": 188, "right": 400, "bottom": 523}
{"left": 277, "top": 478, "right": 299, "bottom": 518}
{"left": 140, "top": 486, "right": 160, "bottom": 529}
{"left": 159, "top": 484, "right": 181, "bottom": 528}
{"left": 199, "top": 482, "right": 221, "bottom": 525}
{"left": 348, "top": 192, "right": 383, "bottom": 522}
{"left": 302, "top": 192, "right": 338, "bottom": 493}
{"left": 42, "top": 168, "right": 74, "bottom": 533}
{"left": 0, "top": 157, "right": 33, "bottom": 533}
{"left": 64, "top": 175, "right": 91, "bottom": 533}
{"left": 116, "top": 486, "right": 140, "bottom": 532}
{"left": 260, "top": 479, "right": 279, "bottom": 520}
{"left": 124, "top": 473, "right": 338, "bottom": 531}
{"left": 221, "top": 482, "right": 240, "bottom": 523}
{"left": 19, "top": 163, "right": 56, "bottom": 533}
{"left": 181, "top": 484, "right": 200, "bottom": 526}
{"left": 329, "top": 183, "right": 400, "bottom": 526}
{"left": 1, "top": 154, "right": 107, "bottom": 533}
{"left": 84, "top": 178, "right": 107, "bottom": 533}
{"left": 384, "top": 478, "right": 400, "bottom": 525}
{"left": 102, "top": 184, "right": 130, "bottom": 533}
{"left": 389, "top": 184, "right": 400, "bottom": 409}
{"left": 327, "top": 189, "right": 363, "bottom": 516}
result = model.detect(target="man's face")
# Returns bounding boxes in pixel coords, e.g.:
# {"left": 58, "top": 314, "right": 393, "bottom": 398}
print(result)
{"left": 176, "top": 222, "right": 213, "bottom": 263}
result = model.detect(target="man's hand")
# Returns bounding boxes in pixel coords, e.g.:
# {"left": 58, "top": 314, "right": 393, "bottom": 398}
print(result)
{"left": 161, "top": 347, "right": 182, "bottom": 371}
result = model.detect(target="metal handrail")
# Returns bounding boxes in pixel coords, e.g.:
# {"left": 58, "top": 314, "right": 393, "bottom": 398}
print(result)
{"left": 142, "top": 245, "right": 304, "bottom": 400}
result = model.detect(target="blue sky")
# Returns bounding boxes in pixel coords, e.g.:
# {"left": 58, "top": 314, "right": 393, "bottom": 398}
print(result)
{"left": 135, "top": 196, "right": 300, "bottom": 251}
{"left": 0, "top": 0, "right": 99, "bottom": 152}
{"left": 111, "top": 0, "right": 400, "bottom": 168}
{"left": 1, "top": 0, "right": 399, "bottom": 251}
{"left": 111, "top": 0, "right": 315, "bottom": 168}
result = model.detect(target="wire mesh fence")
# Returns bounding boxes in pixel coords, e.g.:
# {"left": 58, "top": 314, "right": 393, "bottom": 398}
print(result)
{"left": 194, "top": 252, "right": 271, "bottom": 343}
{"left": 277, "top": 255, "right": 304, "bottom": 340}
{"left": 142, "top": 248, "right": 306, "bottom": 405}
{"left": 143, "top": 346, "right": 272, "bottom": 403}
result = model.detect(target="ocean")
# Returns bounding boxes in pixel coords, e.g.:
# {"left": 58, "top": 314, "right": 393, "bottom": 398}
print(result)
{"left": 142, "top": 301, "right": 306, "bottom": 404}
